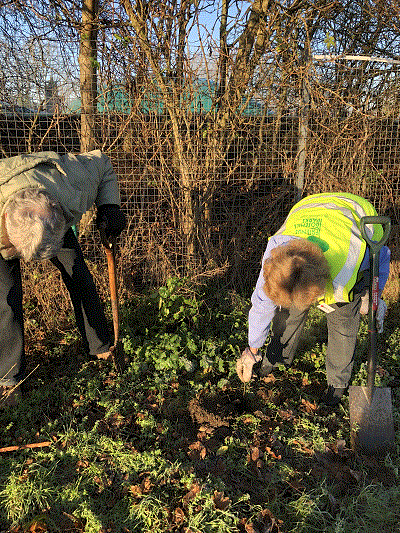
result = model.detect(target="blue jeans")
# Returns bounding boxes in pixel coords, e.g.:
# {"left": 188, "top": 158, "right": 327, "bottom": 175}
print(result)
{"left": 0, "top": 228, "right": 111, "bottom": 386}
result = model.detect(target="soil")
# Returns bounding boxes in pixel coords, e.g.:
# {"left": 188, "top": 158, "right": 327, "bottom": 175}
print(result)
{"left": 187, "top": 389, "right": 264, "bottom": 428}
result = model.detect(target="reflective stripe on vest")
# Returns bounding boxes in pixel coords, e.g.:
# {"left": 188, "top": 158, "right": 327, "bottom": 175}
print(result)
{"left": 275, "top": 192, "right": 382, "bottom": 303}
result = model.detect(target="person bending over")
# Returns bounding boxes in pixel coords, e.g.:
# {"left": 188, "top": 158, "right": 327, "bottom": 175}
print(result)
{"left": 0, "top": 150, "right": 126, "bottom": 406}
{"left": 236, "top": 192, "right": 390, "bottom": 406}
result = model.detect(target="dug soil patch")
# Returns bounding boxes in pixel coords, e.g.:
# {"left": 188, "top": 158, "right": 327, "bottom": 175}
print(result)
{"left": 188, "top": 389, "right": 263, "bottom": 428}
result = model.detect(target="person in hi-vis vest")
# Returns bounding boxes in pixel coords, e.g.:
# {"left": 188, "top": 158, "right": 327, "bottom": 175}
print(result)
{"left": 236, "top": 193, "right": 390, "bottom": 406}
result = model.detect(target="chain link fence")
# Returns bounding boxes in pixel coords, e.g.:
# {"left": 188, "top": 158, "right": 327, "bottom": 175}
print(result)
{"left": 1, "top": 58, "right": 399, "bottom": 295}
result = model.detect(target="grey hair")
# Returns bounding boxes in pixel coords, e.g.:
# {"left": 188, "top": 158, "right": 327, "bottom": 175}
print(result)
{"left": 4, "top": 188, "right": 66, "bottom": 261}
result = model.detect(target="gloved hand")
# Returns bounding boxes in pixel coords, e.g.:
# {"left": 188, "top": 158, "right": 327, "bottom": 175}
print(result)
{"left": 236, "top": 347, "right": 262, "bottom": 383}
{"left": 96, "top": 204, "right": 126, "bottom": 246}
{"left": 360, "top": 294, "right": 387, "bottom": 333}
{"left": 376, "top": 298, "right": 387, "bottom": 333}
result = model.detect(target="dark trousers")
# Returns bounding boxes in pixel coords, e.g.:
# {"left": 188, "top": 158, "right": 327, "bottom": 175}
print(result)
{"left": 0, "top": 228, "right": 111, "bottom": 386}
{"left": 259, "top": 295, "right": 362, "bottom": 389}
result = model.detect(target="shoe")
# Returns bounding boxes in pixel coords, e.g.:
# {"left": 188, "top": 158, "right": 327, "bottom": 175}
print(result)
{"left": 0, "top": 385, "right": 21, "bottom": 407}
{"left": 320, "top": 385, "right": 346, "bottom": 407}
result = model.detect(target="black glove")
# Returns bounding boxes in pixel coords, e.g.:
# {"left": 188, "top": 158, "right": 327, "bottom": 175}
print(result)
{"left": 96, "top": 204, "right": 126, "bottom": 245}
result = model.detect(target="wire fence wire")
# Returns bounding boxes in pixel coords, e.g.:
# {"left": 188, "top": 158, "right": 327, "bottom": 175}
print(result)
{"left": 1, "top": 58, "right": 400, "bottom": 295}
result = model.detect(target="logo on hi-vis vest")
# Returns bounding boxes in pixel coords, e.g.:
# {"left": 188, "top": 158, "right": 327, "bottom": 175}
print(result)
{"left": 307, "top": 235, "right": 329, "bottom": 252}
{"left": 294, "top": 218, "right": 322, "bottom": 236}
{"left": 293, "top": 218, "right": 330, "bottom": 252}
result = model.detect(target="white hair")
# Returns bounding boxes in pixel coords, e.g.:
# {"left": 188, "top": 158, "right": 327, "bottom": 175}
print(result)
{"left": 4, "top": 188, "right": 66, "bottom": 261}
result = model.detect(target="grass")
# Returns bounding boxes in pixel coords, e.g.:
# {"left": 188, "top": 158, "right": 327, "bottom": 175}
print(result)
{"left": 0, "top": 273, "right": 400, "bottom": 532}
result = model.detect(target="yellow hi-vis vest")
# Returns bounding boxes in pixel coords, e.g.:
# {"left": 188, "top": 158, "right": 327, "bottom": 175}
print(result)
{"left": 275, "top": 192, "right": 383, "bottom": 304}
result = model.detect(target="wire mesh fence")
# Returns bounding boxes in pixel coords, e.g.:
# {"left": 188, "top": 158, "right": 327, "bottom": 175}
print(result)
{"left": 1, "top": 57, "right": 400, "bottom": 294}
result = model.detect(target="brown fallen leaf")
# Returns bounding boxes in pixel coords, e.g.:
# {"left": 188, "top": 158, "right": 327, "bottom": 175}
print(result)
{"left": 213, "top": 491, "right": 231, "bottom": 511}
{"left": 278, "top": 409, "right": 295, "bottom": 421}
{"left": 140, "top": 475, "right": 152, "bottom": 493}
{"left": 129, "top": 484, "right": 142, "bottom": 498}
{"left": 27, "top": 517, "right": 47, "bottom": 533}
{"left": 188, "top": 441, "right": 206, "bottom": 460}
{"left": 293, "top": 439, "right": 314, "bottom": 455}
{"left": 251, "top": 446, "right": 261, "bottom": 461}
{"left": 182, "top": 483, "right": 201, "bottom": 507}
{"left": 265, "top": 446, "right": 282, "bottom": 460}
{"left": 262, "top": 374, "right": 276, "bottom": 384}
{"left": 253, "top": 508, "right": 284, "bottom": 533}
{"left": 241, "top": 416, "right": 256, "bottom": 424}
{"left": 76, "top": 459, "right": 90, "bottom": 472}
{"left": 376, "top": 365, "right": 390, "bottom": 378}
{"left": 300, "top": 398, "right": 317, "bottom": 413}
{"left": 244, "top": 519, "right": 258, "bottom": 533}
{"left": 173, "top": 507, "right": 186, "bottom": 524}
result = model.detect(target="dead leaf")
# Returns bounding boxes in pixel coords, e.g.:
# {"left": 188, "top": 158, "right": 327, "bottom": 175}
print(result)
{"left": 76, "top": 459, "right": 90, "bottom": 472}
{"left": 188, "top": 441, "right": 206, "bottom": 460}
{"left": 262, "top": 374, "right": 276, "bottom": 384}
{"left": 140, "top": 475, "right": 152, "bottom": 493}
{"left": 182, "top": 483, "right": 201, "bottom": 506}
{"left": 129, "top": 484, "right": 142, "bottom": 497}
{"left": 26, "top": 517, "right": 47, "bottom": 533}
{"left": 250, "top": 446, "right": 261, "bottom": 462}
{"left": 376, "top": 365, "right": 389, "bottom": 378}
{"left": 107, "top": 413, "right": 126, "bottom": 429}
{"left": 213, "top": 491, "right": 231, "bottom": 510}
{"left": 242, "top": 416, "right": 256, "bottom": 424}
{"left": 265, "top": 446, "right": 282, "bottom": 460}
{"left": 173, "top": 507, "right": 185, "bottom": 524}
{"left": 251, "top": 447, "right": 260, "bottom": 461}
{"left": 293, "top": 439, "right": 314, "bottom": 455}
{"left": 278, "top": 409, "right": 294, "bottom": 421}
{"left": 18, "top": 471, "right": 29, "bottom": 483}
{"left": 252, "top": 508, "right": 284, "bottom": 533}
{"left": 244, "top": 521, "right": 257, "bottom": 533}
{"left": 300, "top": 398, "right": 317, "bottom": 413}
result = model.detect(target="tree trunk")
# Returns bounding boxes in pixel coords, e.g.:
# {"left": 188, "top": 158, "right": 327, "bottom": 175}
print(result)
{"left": 79, "top": 0, "right": 99, "bottom": 152}
{"left": 78, "top": 0, "right": 99, "bottom": 236}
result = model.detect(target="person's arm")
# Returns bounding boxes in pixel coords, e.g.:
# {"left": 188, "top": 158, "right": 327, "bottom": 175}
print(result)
{"left": 73, "top": 150, "right": 121, "bottom": 207}
{"left": 360, "top": 245, "right": 391, "bottom": 297}
{"left": 378, "top": 246, "right": 391, "bottom": 295}
{"left": 93, "top": 152, "right": 121, "bottom": 207}
{"left": 247, "top": 235, "right": 296, "bottom": 350}
{"left": 79, "top": 151, "right": 126, "bottom": 242}
{"left": 248, "top": 274, "right": 276, "bottom": 352}
{"left": 237, "top": 235, "right": 297, "bottom": 382}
